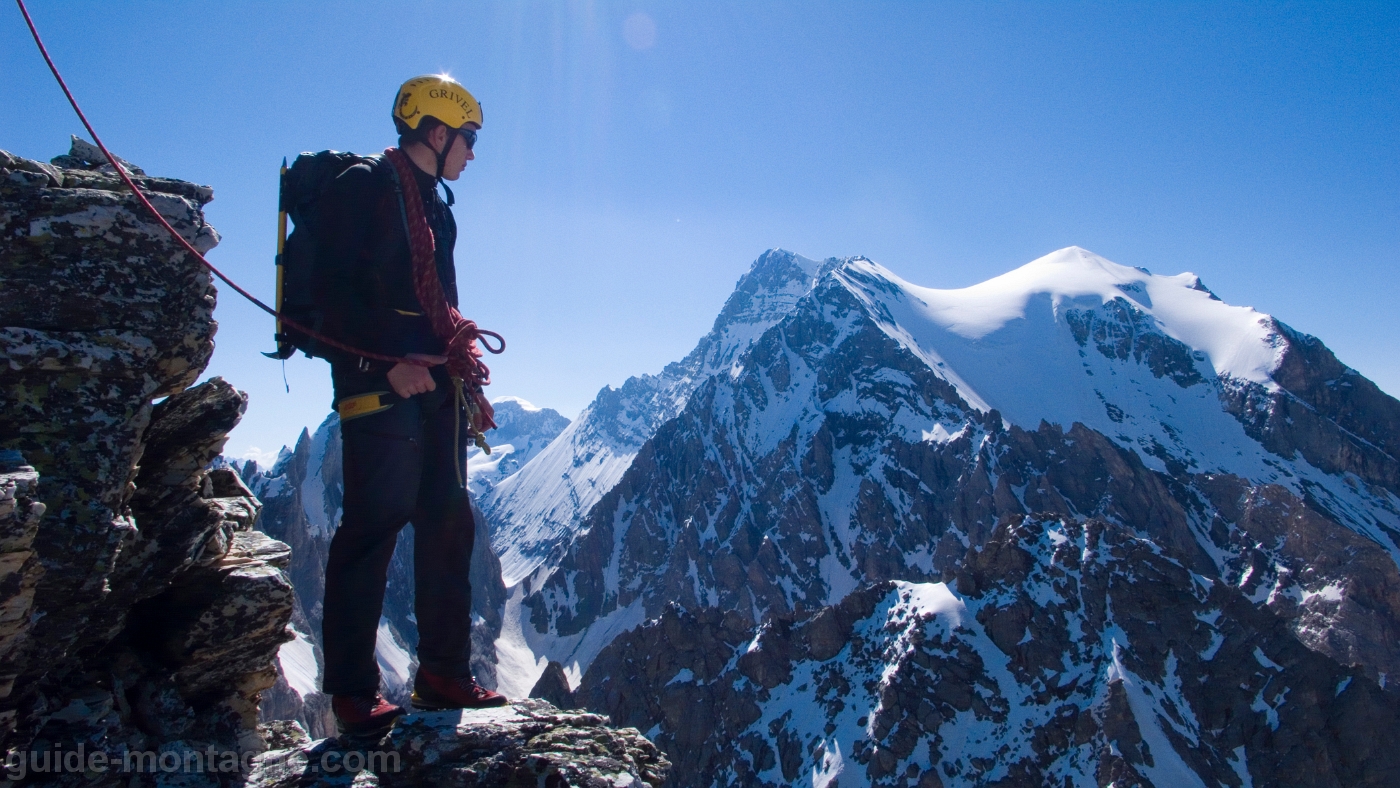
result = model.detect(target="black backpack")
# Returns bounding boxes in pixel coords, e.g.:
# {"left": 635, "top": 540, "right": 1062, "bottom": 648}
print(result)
{"left": 265, "top": 150, "right": 381, "bottom": 360}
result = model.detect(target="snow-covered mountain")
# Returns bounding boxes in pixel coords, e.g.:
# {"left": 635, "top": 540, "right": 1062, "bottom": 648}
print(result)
{"left": 468, "top": 396, "right": 571, "bottom": 501}
{"left": 481, "top": 249, "right": 835, "bottom": 585}
{"left": 495, "top": 246, "right": 1400, "bottom": 786}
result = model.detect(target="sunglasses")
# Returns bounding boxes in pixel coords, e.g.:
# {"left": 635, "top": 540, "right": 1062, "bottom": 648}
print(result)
{"left": 457, "top": 127, "right": 477, "bottom": 151}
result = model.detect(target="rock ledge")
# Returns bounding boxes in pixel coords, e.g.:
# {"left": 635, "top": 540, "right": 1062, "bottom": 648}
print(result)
{"left": 248, "top": 699, "right": 669, "bottom": 787}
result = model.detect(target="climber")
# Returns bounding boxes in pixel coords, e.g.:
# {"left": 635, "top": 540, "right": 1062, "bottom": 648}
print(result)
{"left": 314, "top": 74, "right": 507, "bottom": 736}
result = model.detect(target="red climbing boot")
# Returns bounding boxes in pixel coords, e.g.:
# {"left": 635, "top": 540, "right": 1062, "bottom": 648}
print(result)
{"left": 411, "top": 668, "right": 509, "bottom": 710}
{"left": 332, "top": 693, "right": 404, "bottom": 736}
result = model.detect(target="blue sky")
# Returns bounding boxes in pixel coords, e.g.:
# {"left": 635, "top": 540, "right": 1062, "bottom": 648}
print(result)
{"left": 4, "top": 1, "right": 1396, "bottom": 463}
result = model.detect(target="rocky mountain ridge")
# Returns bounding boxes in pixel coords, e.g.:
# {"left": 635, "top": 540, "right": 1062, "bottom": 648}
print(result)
{"left": 248, "top": 700, "right": 667, "bottom": 788}
{"left": 481, "top": 250, "right": 836, "bottom": 586}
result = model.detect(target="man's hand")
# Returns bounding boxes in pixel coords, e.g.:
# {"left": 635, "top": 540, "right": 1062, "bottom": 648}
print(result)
{"left": 387, "top": 354, "right": 447, "bottom": 398}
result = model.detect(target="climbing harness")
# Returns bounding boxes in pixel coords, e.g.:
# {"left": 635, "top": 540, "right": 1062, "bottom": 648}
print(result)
{"left": 14, "top": 0, "right": 504, "bottom": 380}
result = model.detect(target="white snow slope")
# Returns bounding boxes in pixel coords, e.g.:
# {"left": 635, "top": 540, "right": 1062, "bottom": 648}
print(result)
{"left": 467, "top": 396, "right": 570, "bottom": 502}
{"left": 835, "top": 246, "right": 1399, "bottom": 556}
{"left": 851, "top": 246, "right": 1277, "bottom": 428}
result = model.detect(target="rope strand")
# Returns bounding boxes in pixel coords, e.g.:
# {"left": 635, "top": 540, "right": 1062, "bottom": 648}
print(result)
{"left": 13, "top": 0, "right": 503, "bottom": 372}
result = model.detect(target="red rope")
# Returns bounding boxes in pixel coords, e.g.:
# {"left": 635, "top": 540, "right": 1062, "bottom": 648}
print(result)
{"left": 383, "top": 147, "right": 495, "bottom": 388}
{"left": 13, "top": 0, "right": 503, "bottom": 371}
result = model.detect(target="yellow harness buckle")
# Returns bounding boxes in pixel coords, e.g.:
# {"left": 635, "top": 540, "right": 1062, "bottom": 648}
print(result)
{"left": 337, "top": 391, "right": 393, "bottom": 422}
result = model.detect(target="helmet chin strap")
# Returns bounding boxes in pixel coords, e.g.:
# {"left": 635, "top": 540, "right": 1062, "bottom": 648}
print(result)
{"left": 431, "top": 133, "right": 456, "bottom": 207}
{"left": 434, "top": 138, "right": 448, "bottom": 178}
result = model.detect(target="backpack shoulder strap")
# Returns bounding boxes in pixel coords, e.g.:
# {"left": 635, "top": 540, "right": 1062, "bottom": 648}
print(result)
{"left": 380, "top": 153, "right": 416, "bottom": 247}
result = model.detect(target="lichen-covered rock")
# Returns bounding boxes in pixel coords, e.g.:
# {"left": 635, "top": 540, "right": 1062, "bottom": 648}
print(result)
{"left": 246, "top": 700, "right": 670, "bottom": 787}
{"left": 0, "top": 141, "right": 292, "bottom": 767}
{"left": 108, "top": 378, "right": 255, "bottom": 613}
{"left": 0, "top": 450, "right": 44, "bottom": 729}
{"left": 1, "top": 140, "right": 221, "bottom": 715}
{"left": 129, "top": 530, "right": 294, "bottom": 708}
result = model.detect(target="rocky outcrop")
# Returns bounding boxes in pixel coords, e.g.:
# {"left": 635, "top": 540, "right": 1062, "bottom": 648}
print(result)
{"left": 0, "top": 451, "right": 44, "bottom": 729}
{"left": 0, "top": 141, "right": 292, "bottom": 770}
{"left": 246, "top": 700, "right": 669, "bottom": 787}
{"left": 1, "top": 140, "right": 221, "bottom": 698}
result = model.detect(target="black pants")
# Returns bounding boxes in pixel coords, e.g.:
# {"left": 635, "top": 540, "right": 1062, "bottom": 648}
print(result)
{"left": 321, "top": 382, "right": 475, "bottom": 696}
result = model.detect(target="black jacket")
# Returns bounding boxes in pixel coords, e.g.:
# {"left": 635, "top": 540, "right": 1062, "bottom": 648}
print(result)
{"left": 311, "top": 158, "right": 458, "bottom": 380}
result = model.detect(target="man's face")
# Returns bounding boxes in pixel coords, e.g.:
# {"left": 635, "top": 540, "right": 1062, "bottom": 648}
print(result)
{"left": 439, "top": 124, "right": 477, "bottom": 181}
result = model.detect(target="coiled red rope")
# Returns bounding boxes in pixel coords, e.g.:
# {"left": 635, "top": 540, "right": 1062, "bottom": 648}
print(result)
{"left": 13, "top": 0, "right": 504, "bottom": 373}
{"left": 383, "top": 147, "right": 495, "bottom": 388}
{"left": 383, "top": 147, "right": 499, "bottom": 432}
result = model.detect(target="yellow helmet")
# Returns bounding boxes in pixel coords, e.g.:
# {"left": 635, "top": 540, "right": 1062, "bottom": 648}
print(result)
{"left": 392, "top": 75, "right": 482, "bottom": 132}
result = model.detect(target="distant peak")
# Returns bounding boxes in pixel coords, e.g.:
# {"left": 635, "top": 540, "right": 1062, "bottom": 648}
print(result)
{"left": 493, "top": 395, "right": 542, "bottom": 412}
{"left": 1030, "top": 246, "right": 1114, "bottom": 267}
{"left": 753, "top": 248, "right": 825, "bottom": 278}
{"left": 809, "top": 255, "right": 874, "bottom": 283}
{"left": 1006, "top": 247, "right": 1161, "bottom": 287}
{"left": 1186, "top": 275, "right": 1223, "bottom": 301}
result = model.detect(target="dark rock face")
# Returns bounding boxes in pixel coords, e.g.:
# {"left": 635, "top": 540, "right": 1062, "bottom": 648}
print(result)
{"left": 1, "top": 141, "right": 222, "bottom": 699}
{"left": 103, "top": 379, "right": 255, "bottom": 623}
{"left": 528, "top": 661, "right": 577, "bottom": 711}
{"left": 581, "top": 518, "right": 1400, "bottom": 787}
{"left": 0, "top": 142, "right": 292, "bottom": 769}
{"left": 244, "top": 412, "right": 509, "bottom": 737}
{"left": 246, "top": 700, "right": 669, "bottom": 787}
{"left": 0, "top": 451, "right": 44, "bottom": 728}
{"left": 1198, "top": 475, "right": 1400, "bottom": 691}
{"left": 1065, "top": 297, "right": 1205, "bottom": 388}
{"left": 1221, "top": 319, "right": 1400, "bottom": 492}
